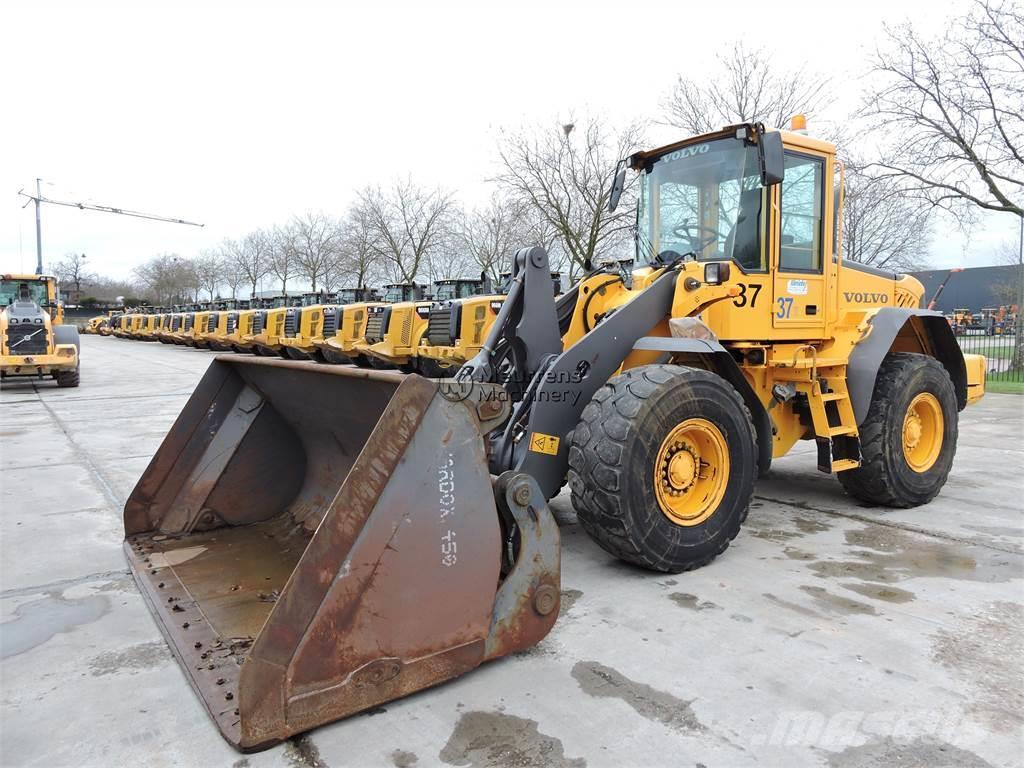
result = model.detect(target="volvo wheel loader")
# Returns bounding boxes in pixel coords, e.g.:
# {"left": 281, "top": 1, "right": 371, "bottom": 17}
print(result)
{"left": 418, "top": 273, "right": 563, "bottom": 373}
{"left": 278, "top": 291, "right": 339, "bottom": 361}
{"left": 125, "top": 122, "right": 984, "bottom": 751}
{"left": 207, "top": 299, "right": 253, "bottom": 352}
{"left": 319, "top": 289, "right": 385, "bottom": 364}
{"left": 244, "top": 295, "right": 301, "bottom": 357}
{"left": 1, "top": 274, "right": 80, "bottom": 387}
{"left": 354, "top": 282, "right": 436, "bottom": 371}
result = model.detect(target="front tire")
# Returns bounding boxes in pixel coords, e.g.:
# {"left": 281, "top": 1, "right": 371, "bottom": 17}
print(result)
{"left": 56, "top": 366, "right": 80, "bottom": 388}
{"left": 568, "top": 364, "right": 757, "bottom": 573}
{"left": 838, "top": 352, "right": 958, "bottom": 507}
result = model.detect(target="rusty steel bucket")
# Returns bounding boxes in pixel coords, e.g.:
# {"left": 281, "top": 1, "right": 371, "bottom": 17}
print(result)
{"left": 123, "top": 356, "right": 560, "bottom": 751}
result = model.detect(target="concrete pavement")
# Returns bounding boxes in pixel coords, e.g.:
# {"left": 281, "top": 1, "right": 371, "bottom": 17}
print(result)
{"left": 1, "top": 335, "right": 1022, "bottom": 767}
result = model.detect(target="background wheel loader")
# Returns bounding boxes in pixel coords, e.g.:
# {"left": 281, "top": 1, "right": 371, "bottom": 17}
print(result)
{"left": 244, "top": 295, "right": 302, "bottom": 357}
{"left": 418, "top": 273, "right": 564, "bottom": 374}
{"left": 125, "top": 122, "right": 984, "bottom": 751}
{"left": 354, "top": 282, "right": 431, "bottom": 370}
{"left": 278, "top": 291, "right": 338, "bottom": 361}
{"left": 1, "top": 274, "right": 80, "bottom": 387}
{"left": 319, "top": 289, "right": 385, "bottom": 365}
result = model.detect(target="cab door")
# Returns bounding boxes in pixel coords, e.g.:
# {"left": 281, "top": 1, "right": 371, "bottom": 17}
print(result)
{"left": 772, "top": 151, "right": 829, "bottom": 336}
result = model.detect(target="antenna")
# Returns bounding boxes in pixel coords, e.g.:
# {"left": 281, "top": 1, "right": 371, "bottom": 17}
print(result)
{"left": 17, "top": 182, "right": 204, "bottom": 275}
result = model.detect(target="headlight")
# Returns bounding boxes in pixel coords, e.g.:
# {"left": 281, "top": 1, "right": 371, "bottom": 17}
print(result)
{"left": 704, "top": 262, "right": 731, "bottom": 285}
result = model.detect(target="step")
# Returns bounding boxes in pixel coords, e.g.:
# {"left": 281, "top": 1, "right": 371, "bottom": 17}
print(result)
{"left": 831, "top": 459, "right": 861, "bottom": 472}
{"left": 820, "top": 392, "right": 848, "bottom": 402}
{"left": 828, "top": 426, "right": 857, "bottom": 437}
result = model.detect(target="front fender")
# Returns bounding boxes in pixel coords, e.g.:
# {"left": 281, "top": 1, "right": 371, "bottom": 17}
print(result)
{"left": 631, "top": 336, "right": 773, "bottom": 477}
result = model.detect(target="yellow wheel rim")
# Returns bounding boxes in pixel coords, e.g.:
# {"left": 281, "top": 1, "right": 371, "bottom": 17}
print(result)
{"left": 654, "top": 418, "right": 730, "bottom": 526}
{"left": 902, "top": 392, "right": 943, "bottom": 473}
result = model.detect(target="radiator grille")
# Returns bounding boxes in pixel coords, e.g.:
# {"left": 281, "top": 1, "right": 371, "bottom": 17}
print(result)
{"left": 284, "top": 309, "right": 299, "bottom": 337}
{"left": 426, "top": 305, "right": 456, "bottom": 346}
{"left": 364, "top": 307, "right": 388, "bottom": 344}
{"left": 5, "top": 324, "right": 49, "bottom": 355}
{"left": 322, "top": 307, "right": 338, "bottom": 337}
{"left": 252, "top": 311, "right": 266, "bottom": 334}
{"left": 227, "top": 313, "right": 238, "bottom": 334}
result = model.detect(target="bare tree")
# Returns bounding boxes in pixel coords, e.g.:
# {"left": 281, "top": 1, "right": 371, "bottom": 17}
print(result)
{"left": 497, "top": 116, "right": 644, "bottom": 279}
{"left": 134, "top": 253, "right": 195, "bottom": 305}
{"left": 357, "top": 179, "right": 455, "bottom": 284}
{"left": 269, "top": 226, "right": 298, "bottom": 295}
{"left": 220, "top": 247, "right": 247, "bottom": 299}
{"left": 193, "top": 250, "right": 224, "bottom": 300}
{"left": 337, "top": 205, "right": 383, "bottom": 288}
{"left": 461, "top": 192, "right": 533, "bottom": 280}
{"left": 226, "top": 230, "right": 272, "bottom": 299}
{"left": 288, "top": 212, "right": 341, "bottom": 291}
{"left": 841, "top": 164, "right": 932, "bottom": 270}
{"left": 663, "top": 43, "right": 832, "bottom": 135}
{"left": 861, "top": 0, "right": 1023, "bottom": 218}
{"left": 51, "top": 252, "right": 95, "bottom": 304}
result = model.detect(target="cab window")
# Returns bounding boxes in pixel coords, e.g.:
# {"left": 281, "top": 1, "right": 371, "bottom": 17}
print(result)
{"left": 779, "top": 153, "right": 824, "bottom": 272}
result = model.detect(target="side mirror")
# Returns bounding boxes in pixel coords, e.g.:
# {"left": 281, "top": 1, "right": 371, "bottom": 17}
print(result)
{"left": 759, "top": 131, "right": 785, "bottom": 186}
{"left": 607, "top": 161, "right": 627, "bottom": 212}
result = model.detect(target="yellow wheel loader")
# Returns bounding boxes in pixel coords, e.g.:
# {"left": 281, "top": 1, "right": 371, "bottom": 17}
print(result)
{"left": 243, "top": 295, "right": 302, "bottom": 357}
{"left": 354, "top": 283, "right": 433, "bottom": 371}
{"left": 84, "top": 313, "right": 111, "bottom": 334}
{"left": 221, "top": 299, "right": 266, "bottom": 353}
{"left": 318, "top": 289, "right": 384, "bottom": 364}
{"left": 417, "top": 274, "right": 563, "bottom": 374}
{"left": 200, "top": 300, "right": 245, "bottom": 352}
{"left": 278, "top": 291, "right": 339, "bottom": 361}
{"left": 207, "top": 299, "right": 254, "bottom": 353}
{"left": 125, "top": 122, "right": 984, "bottom": 751}
{"left": 99, "top": 312, "right": 121, "bottom": 336}
{"left": 135, "top": 309, "right": 164, "bottom": 341}
{"left": 1, "top": 274, "right": 80, "bottom": 387}
{"left": 188, "top": 303, "right": 217, "bottom": 349}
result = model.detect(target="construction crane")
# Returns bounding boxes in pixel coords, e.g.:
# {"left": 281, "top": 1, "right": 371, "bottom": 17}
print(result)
{"left": 18, "top": 179, "right": 204, "bottom": 274}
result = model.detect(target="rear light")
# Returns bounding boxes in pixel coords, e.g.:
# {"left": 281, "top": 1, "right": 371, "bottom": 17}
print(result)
{"left": 58, "top": 347, "right": 75, "bottom": 357}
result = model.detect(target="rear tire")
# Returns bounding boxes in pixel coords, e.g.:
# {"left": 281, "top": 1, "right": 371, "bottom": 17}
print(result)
{"left": 56, "top": 367, "right": 80, "bottom": 388}
{"left": 838, "top": 352, "right": 957, "bottom": 507}
{"left": 283, "top": 347, "right": 309, "bottom": 361}
{"left": 568, "top": 364, "right": 757, "bottom": 573}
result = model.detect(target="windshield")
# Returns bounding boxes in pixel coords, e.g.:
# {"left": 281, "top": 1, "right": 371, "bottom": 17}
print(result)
{"left": 435, "top": 284, "right": 457, "bottom": 301}
{"left": 303, "top": 294, "right": 322, "bottom": 306}
{"left": 637, "top": 137, "right": 767, "bottom": 271}
{"left": 383, "top": 286, "right": 407, "bottom": 302}
{"left": 339, "top": 289, "right": 361, "bottom": 303}
{"left": 1, "top": 279, "right": 50, "bottom": 306}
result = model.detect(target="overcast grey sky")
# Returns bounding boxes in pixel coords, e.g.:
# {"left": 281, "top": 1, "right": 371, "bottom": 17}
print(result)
{"left": 0, "top": 0, "right": 1017, "bottom": 280}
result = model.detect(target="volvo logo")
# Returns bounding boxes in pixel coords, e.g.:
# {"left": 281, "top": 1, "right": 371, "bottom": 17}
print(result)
{"left": 844, "top": 291, "right": 889, "bottom": 304}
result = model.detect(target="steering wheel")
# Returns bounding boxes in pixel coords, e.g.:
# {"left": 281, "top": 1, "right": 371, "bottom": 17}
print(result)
{"left": 672, "top": 221, "right": 724, "bottom": 251}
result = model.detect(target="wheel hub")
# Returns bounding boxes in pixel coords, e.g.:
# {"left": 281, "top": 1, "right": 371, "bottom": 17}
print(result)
{"left": 902, "top": 392, "right": 943, "bottom": 473}
{"left": 653, "top": 419, "right": 730, "bottom": 527}
{"left": 666, "top": 447, "right": 698, "bottom": 491}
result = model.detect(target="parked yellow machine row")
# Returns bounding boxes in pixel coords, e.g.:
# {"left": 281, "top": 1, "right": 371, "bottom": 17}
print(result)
{"left": 91, "top": 273, "right": 562, "bottom": 374}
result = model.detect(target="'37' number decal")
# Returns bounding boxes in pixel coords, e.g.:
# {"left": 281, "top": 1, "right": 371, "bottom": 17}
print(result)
{"left": 732, "top": 283, "right": 762, "bottom": 308}
{"left": 776, "top": 297, "right": 794, "bottom": 319}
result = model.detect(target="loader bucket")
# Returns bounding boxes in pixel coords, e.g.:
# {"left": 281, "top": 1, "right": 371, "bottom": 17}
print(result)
{"left": 123, "top": 357, "right": 560, "bottom": 751}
